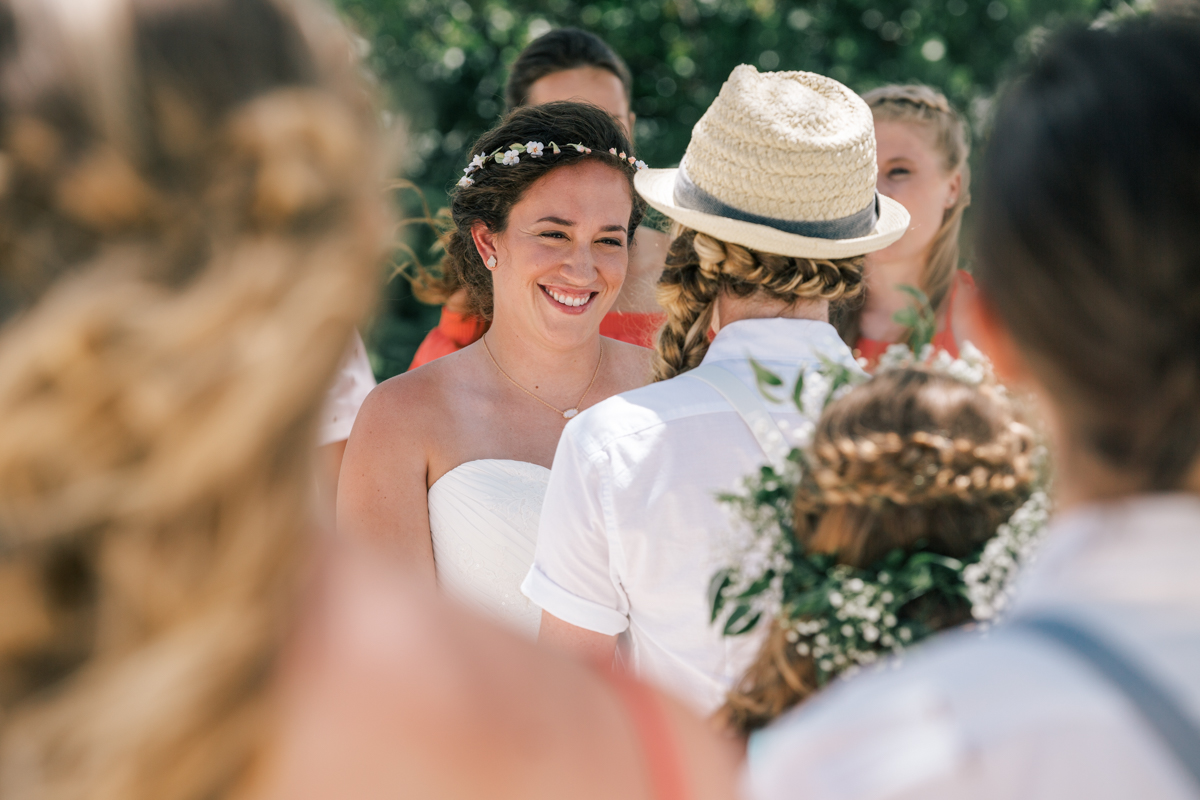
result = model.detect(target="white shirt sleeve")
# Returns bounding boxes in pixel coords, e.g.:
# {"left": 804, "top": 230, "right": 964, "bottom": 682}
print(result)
{"left": 521, "top": 424, "right": 630, "bottom": 636}
{"left": 317, "top": 331, "right": 376, "bottom": 447}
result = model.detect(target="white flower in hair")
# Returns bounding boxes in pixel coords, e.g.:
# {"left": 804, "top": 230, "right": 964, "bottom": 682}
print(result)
{"left": 525, "top": 141, "right": 545, "bottom": 157}
{"left": 635, "top": 160, "right": 648, "bottom": 171}
{"left": 468, "top": 153, "right": 486, "bottom": 171}
{"left": 502, "top": 149, "right": 521, "bottom": 165}
{"left": 457, "top": 175, "right": 474, "bottom": 188}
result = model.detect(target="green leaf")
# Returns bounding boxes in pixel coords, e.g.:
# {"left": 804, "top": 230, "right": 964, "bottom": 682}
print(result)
{"left": 749, "top": 356, "right": 784, "bottom": 403}
{"left": 723, "top": 604, "right": 762, "bottom": 636}
{"left": 894, "top": 284, "right": 937, "bottom": 353}
{"left": 791, "top": 368, "right": 805, "bottom": 412}
{"left": 708, "top": 569, "right": 732, "bottom": 623}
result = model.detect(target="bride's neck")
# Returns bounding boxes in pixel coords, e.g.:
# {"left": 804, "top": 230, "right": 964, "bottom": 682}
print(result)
{"left": 482, "top": 317, "right": 603, "bottom": 400}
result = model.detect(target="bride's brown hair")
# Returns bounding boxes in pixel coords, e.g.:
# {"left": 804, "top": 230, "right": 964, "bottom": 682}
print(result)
{"left": 412, "top": 101, "right": 645, "bottom": 319}
{"left": 0, "top": 0, "right": 386, "bottom": 797}
{"left": 719, "top": 368, "right": 1036, "bottom": 734}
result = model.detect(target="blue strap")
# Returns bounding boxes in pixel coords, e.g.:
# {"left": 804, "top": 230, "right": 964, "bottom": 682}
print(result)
{"left": 1016, "top": 614, "right": 1200, "bottom": 792}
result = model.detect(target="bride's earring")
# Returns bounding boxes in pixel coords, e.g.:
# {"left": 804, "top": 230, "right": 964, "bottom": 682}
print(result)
{"left": 486, "top": 255, "right": 497, "bottom": 270}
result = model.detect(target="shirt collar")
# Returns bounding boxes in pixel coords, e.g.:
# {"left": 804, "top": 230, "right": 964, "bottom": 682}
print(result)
{"left": 701, "top": 318, "right": 855, "bottom": 367}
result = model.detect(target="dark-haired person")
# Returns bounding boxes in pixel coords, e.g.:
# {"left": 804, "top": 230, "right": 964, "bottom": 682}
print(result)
{"left": 744, "top": 17, "right": 1200, "bottom": 800}
{"left": 410, "top": 28, "right": 669, "bottom": 368}
{"left": 339, "top": 102, "right": 653, "bottom": 637}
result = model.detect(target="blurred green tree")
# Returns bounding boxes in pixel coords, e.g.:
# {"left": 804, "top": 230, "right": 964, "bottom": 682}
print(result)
{"left": 333, "top": 0, "right": 1123, "bottom": 378}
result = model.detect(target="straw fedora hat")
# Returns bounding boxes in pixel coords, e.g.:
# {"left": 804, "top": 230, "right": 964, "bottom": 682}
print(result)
{"left": 635, "top": 65, "right": 909, "bottom": 259}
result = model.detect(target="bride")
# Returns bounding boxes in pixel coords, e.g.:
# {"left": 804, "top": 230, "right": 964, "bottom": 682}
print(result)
{"left": 338, "top": 101, "right": 652, "bottom": 637}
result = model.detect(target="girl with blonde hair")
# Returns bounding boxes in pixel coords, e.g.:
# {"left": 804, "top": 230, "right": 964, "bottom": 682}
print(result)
{"left": 524, "top": 65, "right": 911, "bottom": 714}
{"left": 841, "top": 85, "right": 973, "bottom": 363}
{"left": 0, "top": 1, "right": 741, "bottom": 798}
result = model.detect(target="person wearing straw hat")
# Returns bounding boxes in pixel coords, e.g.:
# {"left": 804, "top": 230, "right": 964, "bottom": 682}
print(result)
{"left": 521, "top": 65, "right": 909, "bottom": 714}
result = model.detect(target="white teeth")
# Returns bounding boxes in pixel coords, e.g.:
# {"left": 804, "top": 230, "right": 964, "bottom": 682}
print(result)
{"left": 547, "top": 288, "right": 591, "bottom": 308}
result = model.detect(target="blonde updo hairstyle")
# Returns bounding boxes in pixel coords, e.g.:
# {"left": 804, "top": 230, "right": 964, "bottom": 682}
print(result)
{"left": 839, "top": 86, "right": 970, "bottom": 344}
{"left": 652, "top": 228, "right": 865, "bottom": 382}
{"left": 0, "top": 0, "right": 386, "bottom": 797}
{"left": 720, "top": 368, "right": 1036, "bottom": 734}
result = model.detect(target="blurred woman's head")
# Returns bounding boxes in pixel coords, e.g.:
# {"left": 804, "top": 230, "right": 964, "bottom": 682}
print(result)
{"left": 974, "top": 16, "right": 1200, "bottom": 494}
{"left": 0, "top": 0, "right": 386, "bottom": 795}
{"left": 444, "top": 101, "right": 644, "bottom": 346}
{"left": 721, "top": 367, "right": 1035, "bottom": 734}
{"left": 862, "top": 85, "right": 970, "bottom": 314}
{"left": 505, "top": 28, "right": 634, "bottom": 135}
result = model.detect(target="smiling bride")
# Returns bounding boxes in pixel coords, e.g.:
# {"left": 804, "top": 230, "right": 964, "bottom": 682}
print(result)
{"left": 338, "top": 102, "right": 652, "bottom": 636}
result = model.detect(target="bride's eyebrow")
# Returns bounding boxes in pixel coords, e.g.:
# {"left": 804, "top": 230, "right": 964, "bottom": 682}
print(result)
{"left": 532, "top": 217, "right": 625, "bottom": 234}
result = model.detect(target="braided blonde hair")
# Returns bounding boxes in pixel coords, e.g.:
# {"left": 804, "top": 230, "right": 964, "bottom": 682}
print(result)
{"left": 652, "top": 228, "right": 864, "bottom": 382}
{"left": 0, "top": 1, "right": 385, "bottom": 798}
{"left": 837, "top": 86, "right": 970, "bottom": 345}
{"left": 720, "top": 368, "right": 1035, "bottom": 734}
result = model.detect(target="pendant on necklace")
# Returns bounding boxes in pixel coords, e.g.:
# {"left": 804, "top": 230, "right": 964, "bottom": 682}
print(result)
{"left": 563, "top": 408, "right": 579, "bottom": 420}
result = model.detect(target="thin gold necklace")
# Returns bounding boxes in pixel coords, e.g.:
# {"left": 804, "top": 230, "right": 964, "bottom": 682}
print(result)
{"left": 482, "top": 337, "right": 603, "bottom": 420}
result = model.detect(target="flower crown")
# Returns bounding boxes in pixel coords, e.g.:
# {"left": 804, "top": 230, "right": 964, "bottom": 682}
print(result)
{"left": 716, "top": 341, "right": 1050, "bottom": 689}
{"left": 456, "top": 141, "right": 648, "bottom": 188}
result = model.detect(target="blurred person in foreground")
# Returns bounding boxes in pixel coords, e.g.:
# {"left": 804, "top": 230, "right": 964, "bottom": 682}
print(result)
{"left": 409, "top": 27, "right": 669, "bottom": 368}
{"left": 744, "top": 16, "right": 1200, "bottom": 800}
{"left": 0, "top": 1, "right": 740, "bottom": 798}
{"left": 838, "top": 86, "right": 974, "bottom": 366}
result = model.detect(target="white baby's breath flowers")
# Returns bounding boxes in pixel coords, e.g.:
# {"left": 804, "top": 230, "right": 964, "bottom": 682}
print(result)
{"left": 965, "top": 489, "right": 1051, "bottom": 621}
{"left": 501, "top": 149, "right": 521, "bottom": 165}
{"left": 714, "top": 340, "right": 1051, "bottom": 690}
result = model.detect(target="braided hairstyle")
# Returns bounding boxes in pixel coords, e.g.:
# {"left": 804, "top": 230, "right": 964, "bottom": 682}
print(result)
{"left": 721, "top": 368, "right": 1035, "bottom": 733}
{"left": 838, "top": 85, "right": 970, "bottom": 345}
{"left": 0, "top": 0, "right": 385, "bottom": 797}
{"left": 652, "top": 229, "right": 864, "bottom": 382}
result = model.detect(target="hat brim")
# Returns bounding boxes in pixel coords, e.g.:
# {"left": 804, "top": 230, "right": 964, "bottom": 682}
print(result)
{"left": 635, "top": 167, "right": 910, "bottom": 259}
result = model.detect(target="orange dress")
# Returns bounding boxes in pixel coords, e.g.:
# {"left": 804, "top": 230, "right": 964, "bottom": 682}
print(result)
{"left": 854, "top": 270, "right": 975, "bottom": 367}
{"left": 408, "top": 309, "right": 486, "bottom": 370}
{"left": 408, "top": 309, "right": 664, "bottom": 371}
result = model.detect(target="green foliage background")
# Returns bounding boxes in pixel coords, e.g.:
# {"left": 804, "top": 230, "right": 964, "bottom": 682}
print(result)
{"left": 333, "top": 0, "right": 1121, "bottom": 379}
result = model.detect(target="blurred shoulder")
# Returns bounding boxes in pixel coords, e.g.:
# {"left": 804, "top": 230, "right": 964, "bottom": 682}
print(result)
{"left": 745, "top": 626, "right": 1141, "bottom": 800}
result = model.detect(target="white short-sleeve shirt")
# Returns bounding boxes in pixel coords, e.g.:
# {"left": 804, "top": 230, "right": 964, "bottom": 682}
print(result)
{"left": 317, "top": 331, "right": 376, "bottom": 447}
{"left": 523, "top": 318, "right": 859, "bottom": 714}
{"left": 744, "top": 494, "right": 1200, "bottom": 800}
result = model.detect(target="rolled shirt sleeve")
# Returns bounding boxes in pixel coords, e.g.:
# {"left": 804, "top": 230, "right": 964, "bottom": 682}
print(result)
{"left": 522, "top": 422, "right": 630, "bottom": 636}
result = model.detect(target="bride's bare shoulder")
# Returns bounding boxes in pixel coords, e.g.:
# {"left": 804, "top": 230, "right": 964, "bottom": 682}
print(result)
{"left": 603, "top": 338, "right": 656, "bottom": 391}
{"left": 362, "top": 348, "right": 472, "bottom": 418}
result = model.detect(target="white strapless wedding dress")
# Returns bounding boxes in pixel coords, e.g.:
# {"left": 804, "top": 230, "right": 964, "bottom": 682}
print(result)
{"left": 428, "top": 459, "right": 550, "bottom": 638}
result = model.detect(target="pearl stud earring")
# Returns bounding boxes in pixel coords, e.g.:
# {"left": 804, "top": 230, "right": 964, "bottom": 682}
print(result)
{"left": 486, "top": 255, "right": 497, "bottom": 269}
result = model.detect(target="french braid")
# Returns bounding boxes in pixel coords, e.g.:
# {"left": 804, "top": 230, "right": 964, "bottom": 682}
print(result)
{"left": 652, "top": 229, "right": 864, "bottom": 382}
{"left": 721, "top": 367, "right": 1036, "bottom": 734}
